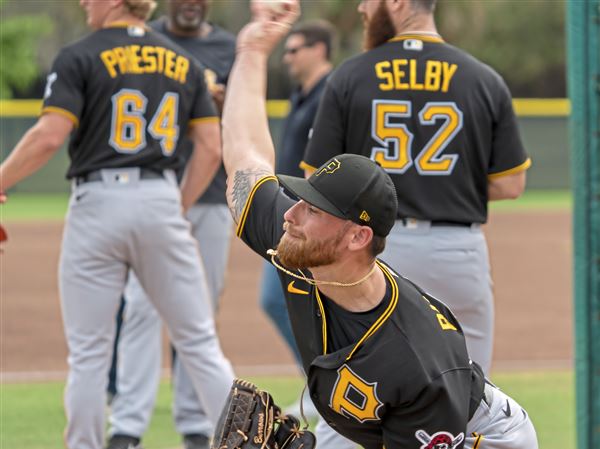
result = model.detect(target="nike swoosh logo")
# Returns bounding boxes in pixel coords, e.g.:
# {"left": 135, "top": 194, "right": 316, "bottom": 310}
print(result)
{"left": 287, "top": 281, "right": 309, "bottom": 295}
{"left": 75, "top": 192, "right": 88, "bottom": 201}
{"left": 502, "top": 399, "right": 511, "bottom": 417}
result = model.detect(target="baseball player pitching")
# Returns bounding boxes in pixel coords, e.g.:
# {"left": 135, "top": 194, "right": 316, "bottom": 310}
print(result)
{"left": 218, "top": 0, "right": 538, "bottom": 448}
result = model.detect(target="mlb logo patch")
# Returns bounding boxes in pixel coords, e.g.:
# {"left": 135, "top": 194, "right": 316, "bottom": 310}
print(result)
{"left": 404, "top": 39, "right": 423, "bottom": 51}
{"left": 128, "top": 26, "right": 146, "bottom": 37}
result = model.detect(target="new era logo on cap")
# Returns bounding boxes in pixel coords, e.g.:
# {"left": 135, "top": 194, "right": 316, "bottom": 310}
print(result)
{"left": 278, "top": 154, "right": 398, "bottom": 237}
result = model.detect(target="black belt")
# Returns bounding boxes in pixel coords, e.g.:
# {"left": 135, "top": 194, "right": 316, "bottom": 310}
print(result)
{"left": 398, "top": 218, "right": 473, "bottom": 227}
{"left": 75, "top": 168, "right": 164, "bottom": 185}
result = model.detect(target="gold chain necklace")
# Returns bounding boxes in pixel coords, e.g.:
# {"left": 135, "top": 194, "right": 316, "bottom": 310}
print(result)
{"left": 266, "top": 249, "right": 377, "bottom": 288}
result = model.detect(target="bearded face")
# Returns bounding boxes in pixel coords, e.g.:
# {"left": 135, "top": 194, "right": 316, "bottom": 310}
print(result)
{"left": 276, "top": 222, "right": 348, "bottom": 269}
{"left": 363, "top": 0, "right": 397, "bottom": 50}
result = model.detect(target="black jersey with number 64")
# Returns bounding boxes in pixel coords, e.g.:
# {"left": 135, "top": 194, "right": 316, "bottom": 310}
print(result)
{"left": 42, "top": 24, "right": 217, "bottom": 179}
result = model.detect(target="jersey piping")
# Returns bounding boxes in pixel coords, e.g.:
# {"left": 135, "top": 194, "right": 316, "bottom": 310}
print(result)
{"left": 189, "top": 116, "right": 220, "bottom": 126}
{"left": 235, "top": 175, "right": 278, "bottom": 238}
{"left": 487, "top": 158, "right": 532, "bottom": 179}
{"left": 41, "top": 106, "right": 79, "bottom": 127}
{"left": 388, "top": 34, "right": 445, "bottom": 44}
{"left": 314, "top": 288, "right": 328, "bottom": 355}
{"left": 315, "top": 260, "right": 399, "bottom": 361}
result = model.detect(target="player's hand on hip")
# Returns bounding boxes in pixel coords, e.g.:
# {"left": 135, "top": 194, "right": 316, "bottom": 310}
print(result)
{"left": 237, "top": 0, "right": 300, "bottom": 55}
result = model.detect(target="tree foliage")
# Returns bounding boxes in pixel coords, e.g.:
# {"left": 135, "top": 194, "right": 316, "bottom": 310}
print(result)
{"left": 0, "top": 0, "right": 53, "bottom": 99}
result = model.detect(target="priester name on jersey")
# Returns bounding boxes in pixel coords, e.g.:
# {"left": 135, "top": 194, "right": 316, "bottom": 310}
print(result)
{"left": 100, "top": 44, "right": 190, "bottom": 83}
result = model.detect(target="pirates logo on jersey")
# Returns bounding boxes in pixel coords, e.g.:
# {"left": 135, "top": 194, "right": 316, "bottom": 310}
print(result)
{"left": 315, "top": 158, "right": 341, "bottom": 176}
{"left": 415, "top": 429, "right": 464, "bottom": 449}
{"left": 329, "top": 365, "right": 383, "bottom": 423}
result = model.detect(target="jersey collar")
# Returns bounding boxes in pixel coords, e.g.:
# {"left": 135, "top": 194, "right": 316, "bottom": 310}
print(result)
{"left": 314, "top": 260, "right": 399, "bottom": 361}
{"left": 388, "top": 34, "right": 444, "bottom": 44}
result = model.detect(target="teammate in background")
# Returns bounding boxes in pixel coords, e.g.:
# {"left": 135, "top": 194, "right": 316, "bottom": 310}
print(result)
{"left": 0, "top": 1, "right": 234, "bottom": 448}
{"left": 220, "top": 1, "right": 538, "bottom": 447}
{"left": 107, "top": 1, "right": 236, "bottom": 448}
{"left": 258, "top": 20, "right": 333, "bottom": 418}
{"left": 303, "top": 0, "right": 529, "bottom": 375}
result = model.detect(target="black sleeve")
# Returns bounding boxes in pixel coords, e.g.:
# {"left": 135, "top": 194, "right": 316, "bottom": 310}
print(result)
{"left": 42, "top": 47, "right": 86, "bottom": 125}
{"left": 382, "top": 371, "right": 471, "bottom": 449}
{"left": 302, "top": 74, "right": 346, "bottom": 170}
{"left": 488, "top": 79, "right": 530, "bottom": 176}
{"left": 236, "top": 176, "right": 296, "bottom": 261}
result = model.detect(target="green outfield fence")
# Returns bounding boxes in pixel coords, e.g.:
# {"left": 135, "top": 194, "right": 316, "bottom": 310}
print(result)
{"left": 567, "top": 1, "right": 600, "bottom": 448}
{"left": 0, "top": 98, "right": 570, "bottom": 193}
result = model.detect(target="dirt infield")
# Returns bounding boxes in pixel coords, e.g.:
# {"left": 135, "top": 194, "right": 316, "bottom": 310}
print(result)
{"left": 1, "top": 209, "right": 572, "bottom": 380}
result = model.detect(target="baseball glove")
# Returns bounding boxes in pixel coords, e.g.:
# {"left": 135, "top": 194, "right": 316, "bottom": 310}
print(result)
{"left": 211, "top": 378, "right": 316, "bottom": 449}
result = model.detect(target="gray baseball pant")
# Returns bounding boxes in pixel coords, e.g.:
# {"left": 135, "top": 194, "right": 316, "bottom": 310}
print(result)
{"left": 109, "top": 203, "right": 233, "bottom": 437}
{"left": 59, "top": 169, "right": 234, "bottom": 449}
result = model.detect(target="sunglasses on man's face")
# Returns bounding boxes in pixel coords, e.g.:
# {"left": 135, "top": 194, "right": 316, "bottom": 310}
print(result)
{"left": 283, "top": 43, "right": 314, "bottom": 55}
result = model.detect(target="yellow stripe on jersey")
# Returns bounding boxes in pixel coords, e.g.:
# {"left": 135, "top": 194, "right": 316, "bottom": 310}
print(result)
{"left": 314, "top": 288, "right": 328, "bottom": 355}
{"left": 472, "top": 433, "right": 485, "bottom": 449}
{"left": 488, "top": 158, "right": 532, "bottom": 179}
{"left": 346, "top": 261, "right": 399, "bottom": 361}
{"left": 235, "top": 175, "right": 278, "bottom": 238}
{"left": 189, "top": 116, "right": 220, "bottom": 126}
{"left": 41, "top": 106, "right": 79, "bottom": 127}
{"left": 388, "top": 35, "right": 445, "bottom": 44}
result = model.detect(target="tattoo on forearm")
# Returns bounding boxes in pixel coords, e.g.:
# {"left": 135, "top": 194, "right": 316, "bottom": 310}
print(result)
{"left": 229, "top": 167, "right": 272, "bottom": 223}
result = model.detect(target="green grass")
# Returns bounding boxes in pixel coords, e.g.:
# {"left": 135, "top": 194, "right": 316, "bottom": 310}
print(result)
{"left": 489, "top": 189, "right": 572, "bottom": 212}
{"left": 0, "top": 193, "right": 69, "bottom": 221}
{"left": 0, "top": 372, "right": 574, "bottom": 449}
{"left": 0, "top": 190, "right": 572, "bottom": 223}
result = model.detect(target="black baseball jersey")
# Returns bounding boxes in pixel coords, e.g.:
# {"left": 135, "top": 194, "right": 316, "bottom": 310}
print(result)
{"left": 237, "top": 176, "right": 485, "bottom": 449}
{"left": 150, "top": 18, "right": 236, "bottom": 204}
{"left": 303, "top": 35, "right": 530, "bottom": 224}
{"left": 42, "top": 24, "right": 217, "bottom": 179}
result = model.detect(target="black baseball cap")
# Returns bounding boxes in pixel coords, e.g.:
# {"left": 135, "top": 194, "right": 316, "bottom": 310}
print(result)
{"left": 278, "top": 154, "right": 398, "bottom": 237}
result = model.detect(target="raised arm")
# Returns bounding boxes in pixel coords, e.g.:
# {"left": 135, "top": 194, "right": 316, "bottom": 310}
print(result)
{"left": 221, "top": 0, "right": 300, "bottom": 224}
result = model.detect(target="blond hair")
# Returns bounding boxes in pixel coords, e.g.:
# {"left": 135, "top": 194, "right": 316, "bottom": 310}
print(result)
{"left": 123, "top": 0, "right": 157, "bottom": 20}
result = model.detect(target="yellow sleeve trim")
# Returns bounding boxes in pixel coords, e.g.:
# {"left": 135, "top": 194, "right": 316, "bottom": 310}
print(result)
{"left": 189, "top": 116, "right": 220, "bottom": 126}
{"left": 299, "top": 160, "right": 317, "bottom": 173}
{"left": 235, "top": 175, "right": 278, "bottom": 238}
{"left": 41, "top": 106, "right": 79, "bottom": 127}
{"left": 488, "top": 158, "right": 532, "bottom": 180}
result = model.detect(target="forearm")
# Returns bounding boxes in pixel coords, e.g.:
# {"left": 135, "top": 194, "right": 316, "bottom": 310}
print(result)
{"left": 0, "top": 125, "right": 63, "bottom": 191}
{"left": 180, "top": 145, "right": 221, "bottom": 211}
{"left": 488, "top": 171, "right": 526, "bottom": 201}
{"left": 222, "top": 50, "right": 276, "bottom": 223}
{"left": 222, "top": 50, "right": 275, "bottom": 174}
{"left": 180, "top": 123, "right": 223, "bottom": 211}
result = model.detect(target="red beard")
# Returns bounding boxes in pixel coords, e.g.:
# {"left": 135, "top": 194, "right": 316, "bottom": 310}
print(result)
{"left": 276, "top": 225, "right": 346, "bottom": 269}
{"left": 363, "top": 0, "right": 397, "bottom": 50}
